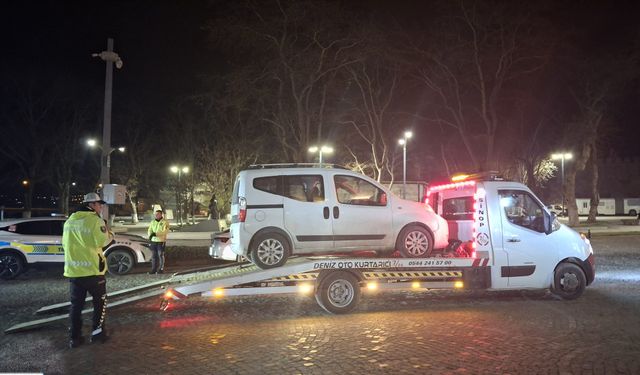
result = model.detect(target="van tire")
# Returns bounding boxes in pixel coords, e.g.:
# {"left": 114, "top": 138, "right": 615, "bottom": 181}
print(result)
{"left": 629, "top": 209, "right": 637, "bottom": 216}
{"left": 551, "top": 262, "right": 586, "bottom": 300}
{"left": 0, "top": 251, "right": 25, "bottom": 280}
{"left": 250, "top": 232, "right": 290, "bottom": 269}
{"left": 315, "top": 271, "right": 361, "bottom": 314}
{"left": 396, "top": 225, "right": 433, "bottom": 258}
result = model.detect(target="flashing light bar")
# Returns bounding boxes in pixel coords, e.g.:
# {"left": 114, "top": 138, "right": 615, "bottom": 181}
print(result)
{"left": 428, "top": 180, "right": 476, "bottom": 193}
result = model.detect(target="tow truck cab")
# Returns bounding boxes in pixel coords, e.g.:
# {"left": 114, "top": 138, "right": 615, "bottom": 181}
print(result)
{"left": 427, "top": 173, "right": 595, "bottom": 299}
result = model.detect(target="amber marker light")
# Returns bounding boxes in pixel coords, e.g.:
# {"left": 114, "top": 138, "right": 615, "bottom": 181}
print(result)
{"left": 366, "top": 282, "right": 378, "bottom": 291}
{"left": 213, "top": 288, "right": 224, "bottom": 298}
{"left": 454, "top": 281, "right": 464, "bottom": 289}
{"left": 298, "top": 283, "right": 313, "bottom": 294}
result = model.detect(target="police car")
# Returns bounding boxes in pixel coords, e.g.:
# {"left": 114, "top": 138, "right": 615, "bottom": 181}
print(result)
{"left": 0, "top": 217, "right": 152, "bottom": 279}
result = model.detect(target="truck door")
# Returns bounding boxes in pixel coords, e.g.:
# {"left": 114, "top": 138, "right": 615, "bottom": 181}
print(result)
{"left": 497, "top": 190, "right": 559, "bottom": 288}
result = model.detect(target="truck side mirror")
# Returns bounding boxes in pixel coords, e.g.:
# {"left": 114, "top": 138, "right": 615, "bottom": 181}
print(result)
{"left": 545, "top": 212, "right": 557, "bottom": 234}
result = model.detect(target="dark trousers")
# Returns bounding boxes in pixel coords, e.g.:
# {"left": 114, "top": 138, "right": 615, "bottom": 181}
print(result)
{"left": 150, "top": 242, "right": 166, "bottom": 272}
{"left": 69, "top": 275, "right": 107, "bottom": 339}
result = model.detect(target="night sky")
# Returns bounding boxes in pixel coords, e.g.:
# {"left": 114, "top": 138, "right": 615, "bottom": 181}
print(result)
{"left": 1, "top": 0, "right": 639, "bottom": 203}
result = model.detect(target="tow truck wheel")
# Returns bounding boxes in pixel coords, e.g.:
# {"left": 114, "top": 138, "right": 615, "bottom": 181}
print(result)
{"left": 315, "top": 271, "right": 361, "bottom": 314}
{"left": 106, "top": 248, "right": 135, "bottom": 275}
{"left": 552, "top": 262, "right": 586, "bottom": 300}
{"left": 0, "top": 252, "right": 24, "bottom": 280}
{"left": 396, "top": 225, "right": 433, "bottom": 258}
{"left": 251, "top": 232, "right": 290, "bottom": 269}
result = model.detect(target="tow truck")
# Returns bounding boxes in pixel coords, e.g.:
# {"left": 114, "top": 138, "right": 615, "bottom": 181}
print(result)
{"left": 161, "top": 172, "right": 595, "bottom": 313}
{"left": 5, "top": 173, "right": 595, "bottom": 334}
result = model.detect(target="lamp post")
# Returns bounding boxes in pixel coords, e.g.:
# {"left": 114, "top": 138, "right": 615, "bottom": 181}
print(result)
{"left": 87, "top": 139, "right": 126, "bottom": 178}
{"left": 551, "top": 152, "right": 573, "bottom": 215}
{"left": 170, "top": 166, "right": 189, "bottom": 226}
{"left": 398, "top": 131, "right": 413, "bottom": 199}
{"left": 92, "top": 38, "right": 123, "bottom": 222}
{"left": 308, "top": 145, "right": 334, "bottom": 166}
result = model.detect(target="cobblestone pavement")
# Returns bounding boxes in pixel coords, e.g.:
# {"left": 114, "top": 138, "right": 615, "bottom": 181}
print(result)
{"left": 2, "top": 236, "right": 640, "bottom": 374}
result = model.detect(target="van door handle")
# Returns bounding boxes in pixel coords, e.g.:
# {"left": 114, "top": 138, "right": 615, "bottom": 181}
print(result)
{"left": 507, "top": 238, "right": 521, "bottom": 243}
{"left": 333, "top": 206, "right": 339, "bottom": 219}
{"left": 323, "top": 207, "right": 330, "bottom": 219}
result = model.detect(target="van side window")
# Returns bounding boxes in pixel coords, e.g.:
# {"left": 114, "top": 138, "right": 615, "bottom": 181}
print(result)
{"left": 442, "top": 197, "right": 474, "bottom": 220}
{"left": 499, "top": 190, "right": 545, "bottom": 233}
{"left": 334, "top": 175, "right": 387, "bottom": 207}
{"left": 253, "top": 176, "right": 281, "bottom": 195}
{"left": 284, "top": 175, "right": 324, "bottom": 202}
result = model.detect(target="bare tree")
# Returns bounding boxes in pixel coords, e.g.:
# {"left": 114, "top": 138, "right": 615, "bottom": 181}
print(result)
{"left": 409, "top": 0, "right": 550, "bottom": 172}
{"left": 0, "top": 74, "right": 62, "bottom": 217}
{"left": 208, "top": 0, "right": 362, "bottom": 162}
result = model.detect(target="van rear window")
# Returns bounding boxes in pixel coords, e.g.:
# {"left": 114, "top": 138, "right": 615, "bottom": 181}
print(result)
{"left": 442, "top": 197, "right": 474, "bottom": 220}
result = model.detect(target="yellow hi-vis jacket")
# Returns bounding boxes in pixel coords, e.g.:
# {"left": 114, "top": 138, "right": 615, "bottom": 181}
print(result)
{"left": 63, "top": 210, "right": 113, "bottom": 277}
{"left": 148, "top": 218, "right": 169, "bottom": 242}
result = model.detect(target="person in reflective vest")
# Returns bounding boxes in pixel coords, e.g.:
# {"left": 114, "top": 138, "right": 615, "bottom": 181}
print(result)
{"left": 147, "top": 209, "right": 170, "bottom": 274}
{"left": 63, "top": 192, "right": 113, "bottom": 348}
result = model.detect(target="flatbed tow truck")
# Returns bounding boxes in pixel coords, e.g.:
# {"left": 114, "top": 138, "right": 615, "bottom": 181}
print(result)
{"left": 5, "top": 173, "right": 595, "bottom": 333}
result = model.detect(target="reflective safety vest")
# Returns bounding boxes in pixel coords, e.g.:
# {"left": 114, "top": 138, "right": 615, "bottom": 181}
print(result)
{"left": 148, "top": 218, "right": 170, "bottom": 242}
{"left": 63, "top": 210, "right": 112, "bottom": 277}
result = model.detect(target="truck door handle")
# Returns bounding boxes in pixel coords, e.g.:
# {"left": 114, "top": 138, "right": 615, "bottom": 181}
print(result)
{"left": 507, "top": 238, "right": 521, "bottom": 243}
{"left": 323, "top": 207, "right": 330, "bottom": 219}
{"left": 333, "top": 206, "right": 339, "bottom": 219}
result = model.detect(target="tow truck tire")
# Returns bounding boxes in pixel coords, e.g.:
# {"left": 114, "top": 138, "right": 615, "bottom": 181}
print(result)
{"left": 315, "top": 271, "right": 361, "bottom": 314}
{"left": 396, "top": 225, "right": 433, "bottom": 258}
{"left": 250, "top": 232, "right": 290, "bottom": 269}
{"left": 552, "top": 262, "right": 586, "bottom": 300}
{"left": 106, "top": 248, "right": 135, "bottom": 276}
{"left": 0, "top": 251, "right": 25, "bottom": 280}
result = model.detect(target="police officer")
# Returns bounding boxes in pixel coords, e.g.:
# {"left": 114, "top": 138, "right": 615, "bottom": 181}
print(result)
{"left": 63, "top": 192, "right": 113, "bottom": 348}
{"left": 148, "top": 209, "right": 169, "bottom": 274}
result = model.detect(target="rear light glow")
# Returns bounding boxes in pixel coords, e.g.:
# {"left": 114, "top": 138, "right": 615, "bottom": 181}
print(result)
{"left": 238, "top": 197, "right": 247, "bottom": 223}
{"left": 454, "top": 281, "right": 464, "bottom": 289}
{"left": 164, "top": 290, "right": 174, "bottom": 299}
{"left": 213, "top": 288, "right": 224, "bottom": 298}
{"left": 411, "top": 281, "right": 421, "bottom": 289}
{"left": 366, "top": 282, "right": 378, "bottom": 291}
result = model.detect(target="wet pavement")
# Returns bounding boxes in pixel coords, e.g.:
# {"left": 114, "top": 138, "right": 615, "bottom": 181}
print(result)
{"left": 1, "top": 235, "right": 640, "bottom": 374}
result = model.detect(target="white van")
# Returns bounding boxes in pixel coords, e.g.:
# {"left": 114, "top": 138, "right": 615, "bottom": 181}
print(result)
{"left": 576, "top": 198, "right": 615, "bottom": 215}
{"left": 228, "top": 164, "right": 449, "bottom": 269}
{"left": 623, "top": 198, "right": 640, "bottom": 216}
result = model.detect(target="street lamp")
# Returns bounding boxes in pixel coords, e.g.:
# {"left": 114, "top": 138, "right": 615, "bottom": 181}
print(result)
{"left": 86, "top": 139, "right": 126, "bottom": 172}
{"left": 398, "top": 131, "right": 413, "bottom": 199}
{"left": 551, "top": 152, "right": 573, "bottom": 215}
{"left": 170, "top": 166, "right": 189, "bottom": 226}
{"left": 308, "top": 145, "right": 334, "bottom": 166}
{"left": 92, "top": 38, "right": 123, "bottom": 222}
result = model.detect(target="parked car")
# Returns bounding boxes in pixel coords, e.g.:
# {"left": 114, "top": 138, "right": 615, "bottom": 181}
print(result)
{"left": 226, "top": 164, "right": 449, "bottom": 269}
{"left": 546, "top": 204, "right": 567, "bottom": 217}
{"left": 0, "top": 217, "right": 152, "bottom": 279}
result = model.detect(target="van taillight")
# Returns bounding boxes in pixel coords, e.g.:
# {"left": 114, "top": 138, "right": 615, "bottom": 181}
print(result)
{"left": 238, "top": 197, "right": 247, "bottom": 222}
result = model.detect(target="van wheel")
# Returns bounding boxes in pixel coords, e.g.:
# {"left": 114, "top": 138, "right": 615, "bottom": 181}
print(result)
{"left": 629, "top": 209, "right": 637, "bottom": 216}
{"left": 106, "top": 249, "right": 135, "bottom": 275}
{"left": 315, "top": 271, "right": 361, "bottom": 314}
{"left": 396, "top": 225, "right": 433, "bottom": 258}
{"left": 0, "top": 252, "right": 25, "bottom": 280}
{"left": 551, "top": 262, "right": 586, "bottom": 300}
{"left": 251, "top": 232, "right": 290, "bottom": 269}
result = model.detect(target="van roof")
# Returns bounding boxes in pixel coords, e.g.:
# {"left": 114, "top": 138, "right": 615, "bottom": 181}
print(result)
{"left": 247, "top": 163, "right": 348, "bottom": 170}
